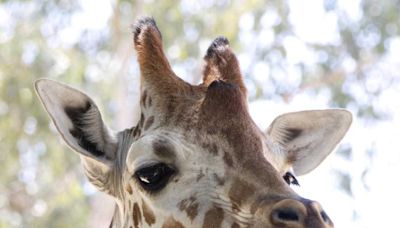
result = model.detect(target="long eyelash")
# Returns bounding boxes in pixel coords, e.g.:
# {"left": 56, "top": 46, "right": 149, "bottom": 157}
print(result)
{"left": 291, "top": 175, "right": 300, "bottom": 186}
{"left": 283, "top": 172, "right": 300, "bottom": 186}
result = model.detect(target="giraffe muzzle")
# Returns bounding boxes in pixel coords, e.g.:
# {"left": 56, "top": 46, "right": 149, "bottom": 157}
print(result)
{"left": 269, "top": 199, "right": 334, "bottom": 228}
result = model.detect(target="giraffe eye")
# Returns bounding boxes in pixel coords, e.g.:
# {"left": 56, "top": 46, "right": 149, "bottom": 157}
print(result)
{"left": 135, "top": 163, "right": 176, "bottom": 192}
{"left": 283, "top": 172, "right": 300, "bottom": 186}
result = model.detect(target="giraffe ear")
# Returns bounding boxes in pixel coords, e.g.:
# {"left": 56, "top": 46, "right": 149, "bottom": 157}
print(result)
{"left": 266, "top": 110, "right": 352, "bottom": 175}
{"left": 35, "top": 79, "right": 117, "bottom": 169}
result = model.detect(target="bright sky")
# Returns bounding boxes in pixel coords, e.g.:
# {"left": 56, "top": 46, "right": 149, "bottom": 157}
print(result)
{"left": 59, "top": 0, "right": 112, "bottom": 46}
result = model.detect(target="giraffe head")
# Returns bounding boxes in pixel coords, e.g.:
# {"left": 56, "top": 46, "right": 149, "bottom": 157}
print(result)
{"left": 35, "top": 17, "right": 352, "bottom": 227}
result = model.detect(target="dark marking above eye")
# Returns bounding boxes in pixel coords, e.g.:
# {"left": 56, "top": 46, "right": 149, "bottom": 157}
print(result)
{"left": 283, "top": 128, "right": 302, "bottom": 143}
{"left": 152, "top": 138, "right": 176, "bottom": 160}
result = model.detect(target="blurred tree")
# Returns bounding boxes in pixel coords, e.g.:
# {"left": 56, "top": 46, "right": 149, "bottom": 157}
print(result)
{"left": 0, "top": 0, "right": 399, "bottom": 227}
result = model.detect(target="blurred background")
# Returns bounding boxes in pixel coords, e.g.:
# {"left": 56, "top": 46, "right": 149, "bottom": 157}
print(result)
{"left": 1, "top": 0, "right": 400, "bottom": 227}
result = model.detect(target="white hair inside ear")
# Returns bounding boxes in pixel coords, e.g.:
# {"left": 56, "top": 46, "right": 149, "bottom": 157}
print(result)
{"left": 35, "top": 79, "right": 117, "bottom": 166}
{"left": 266, "top": 109, "right": 352, "bottom": 175}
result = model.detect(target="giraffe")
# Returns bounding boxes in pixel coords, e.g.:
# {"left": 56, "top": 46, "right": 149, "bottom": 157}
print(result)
{"left": 35, "top": 17, "right": 352, "bottom": 228}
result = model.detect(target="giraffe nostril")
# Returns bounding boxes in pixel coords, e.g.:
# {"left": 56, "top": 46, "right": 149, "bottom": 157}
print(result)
{"left": 272, "top": 208, "right": 300, "bottom": 222}
{"left": 321, "top": 210, "right": 329, "bottom": 223}
{"left": 270, "top": 199, "right": 307, "bottom": 225}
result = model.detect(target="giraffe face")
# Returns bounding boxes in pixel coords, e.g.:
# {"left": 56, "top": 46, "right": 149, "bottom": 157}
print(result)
{"left": 119, "top": 80, "right": 344, "bottom": 227}
{"left": 35, "top": 17, "right": 352, "bottom": 227}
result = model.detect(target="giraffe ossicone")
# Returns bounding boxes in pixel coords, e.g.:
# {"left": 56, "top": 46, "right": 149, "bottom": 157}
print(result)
{"left": 35, "top": 16, "right": 352, "bottom": 227}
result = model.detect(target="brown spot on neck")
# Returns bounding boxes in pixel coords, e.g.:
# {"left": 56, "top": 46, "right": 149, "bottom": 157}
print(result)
{"left": 142, "top": 199, "right": 156, "bottom": 226}
{"left": 202, "top": 205, "right": 224, "bottom": 228}
{"left": 162, "top": 216, "right": 185, "bottom": 228}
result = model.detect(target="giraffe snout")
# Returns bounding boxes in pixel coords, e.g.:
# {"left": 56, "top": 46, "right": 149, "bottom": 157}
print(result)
{"left": 269, "top": 199, "right": 334, "bottom": 228}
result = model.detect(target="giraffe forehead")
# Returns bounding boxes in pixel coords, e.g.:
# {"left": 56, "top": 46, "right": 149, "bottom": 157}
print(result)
{"left": 126, "top": 132, "right": 181, "bottom": 171}
{"left": 138, "top": 81, "right": 251, "bottom": 132}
